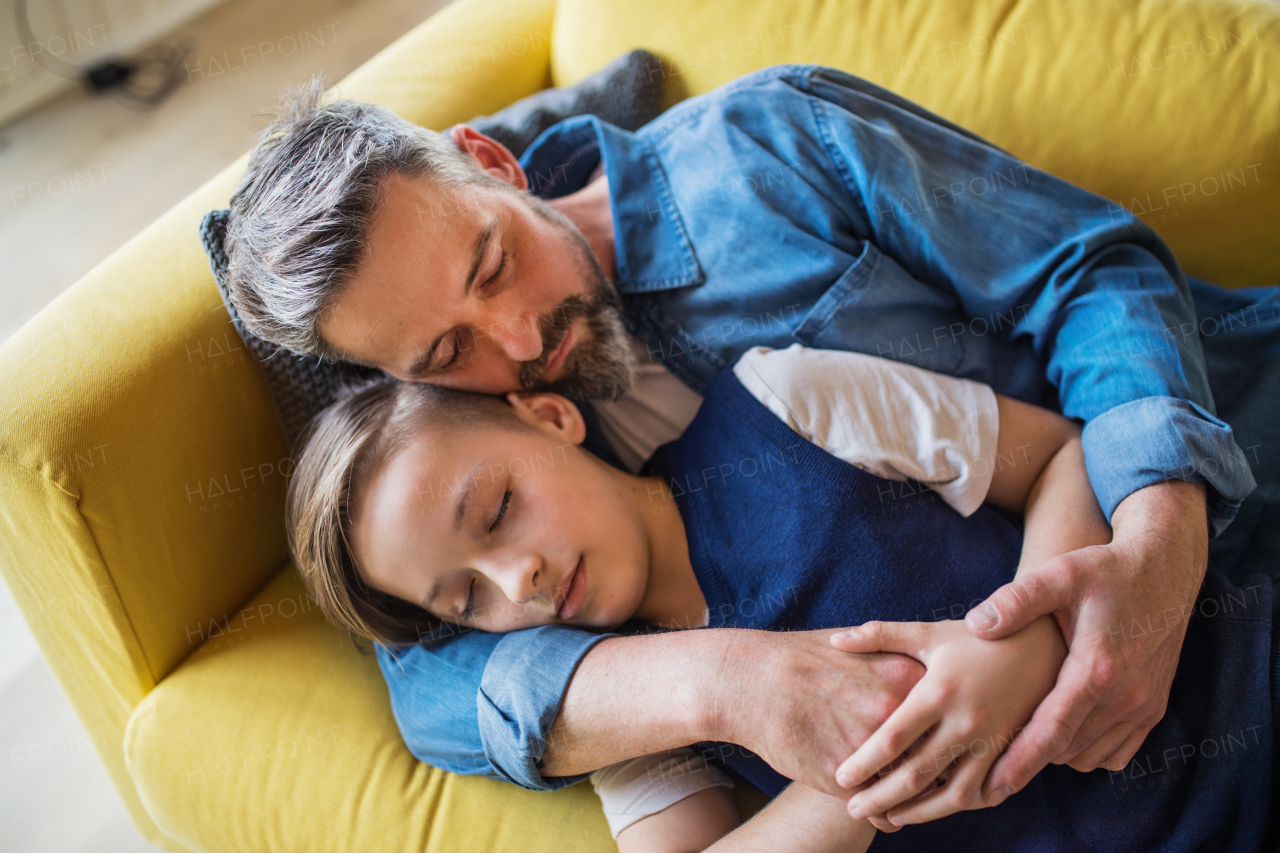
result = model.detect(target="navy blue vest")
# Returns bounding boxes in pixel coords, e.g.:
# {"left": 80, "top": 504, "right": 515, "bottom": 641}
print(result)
{"left": 641, "top": 367, "right": 1274, "bottom": 853}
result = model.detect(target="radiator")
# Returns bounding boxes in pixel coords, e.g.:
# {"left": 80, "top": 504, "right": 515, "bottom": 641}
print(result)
{"left": 0, "top": 0, "right": 227, "bottom": 127}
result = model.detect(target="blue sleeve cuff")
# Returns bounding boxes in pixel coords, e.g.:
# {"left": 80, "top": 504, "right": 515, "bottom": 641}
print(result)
{"left": 376, "top": 633, "right": 505, "bottom": 780}
{"left": 478, "top": 625, "right": 618, "bottom": 791}
{"left": 1081, "top": 396, "right": 1257, "bottom": 538}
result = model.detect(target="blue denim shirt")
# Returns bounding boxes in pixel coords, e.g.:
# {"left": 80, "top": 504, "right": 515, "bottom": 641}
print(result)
{"left": 377, "top": 64, "right": 1258, "bottom": 792}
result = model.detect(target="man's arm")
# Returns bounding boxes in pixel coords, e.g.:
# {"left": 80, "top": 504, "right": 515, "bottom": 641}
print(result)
{"left": 831, "top": 394, "right": 1111, "bottom": 828}
{"left": 969, "top": 479, "right": 1208, "bottom": 794}
{"left": 542, "top": 627, "right": 924, "bottom": 800}
{"left": 794, "top": 65, "right": 1253, "bottom": 527}
{"left": 375, "top": 626, "right": 613, "bottom": 789}
{"left": 377, "top": 622, "right": 925, "bottom": 799}
{"left": 787, "top": 65, "right": 1251, "bottom": 788}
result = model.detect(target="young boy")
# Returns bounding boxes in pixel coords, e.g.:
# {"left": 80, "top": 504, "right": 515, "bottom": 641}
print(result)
{"left": 286, "top": 344, "right": 1275, "bottom": 853}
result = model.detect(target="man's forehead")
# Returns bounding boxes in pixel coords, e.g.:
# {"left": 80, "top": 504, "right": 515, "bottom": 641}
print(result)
{"left": 324, "top": 179, "right": 492, "bottom": 356}
{"left": 367, "top": 173, "right": 484, "bottom": 271}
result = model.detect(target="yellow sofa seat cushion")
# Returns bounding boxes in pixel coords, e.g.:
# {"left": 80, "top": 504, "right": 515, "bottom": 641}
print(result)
{"left": 123, "top": 568, "right": 622, "bottom": 853}
{"left": 551, "top": 0, "right": 1280, "bottom": 290}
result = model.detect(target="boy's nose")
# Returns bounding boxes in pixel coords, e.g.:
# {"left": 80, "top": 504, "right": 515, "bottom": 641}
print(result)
{"left": 493, "top": 553, "right": 545, "bottom": 609}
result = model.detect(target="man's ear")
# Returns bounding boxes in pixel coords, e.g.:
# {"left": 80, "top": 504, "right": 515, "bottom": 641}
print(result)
{"left": 449, "top": 125, "right": 528, "bottom": 191}
{"left": 505, "top": 392, "right": 587, "bottom": 445}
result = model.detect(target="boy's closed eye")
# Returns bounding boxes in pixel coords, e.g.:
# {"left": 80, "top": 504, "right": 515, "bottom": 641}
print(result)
{"left": 461, "top": 578, "right": 476, "bottom": 621}
{"left": 457, "top": 486, "right": 513, "bottom": 621}
{"left": 490, "top": 488, "right": 512, "bottom": 533}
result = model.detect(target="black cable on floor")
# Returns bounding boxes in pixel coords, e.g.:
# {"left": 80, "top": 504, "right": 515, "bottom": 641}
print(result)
{"left": 14, "top": 0, "right": 196, "bottom": 108}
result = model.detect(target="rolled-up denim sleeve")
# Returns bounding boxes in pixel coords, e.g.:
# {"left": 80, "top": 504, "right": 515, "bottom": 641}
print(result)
{"left": 796, "top": 66, "right": 1256, "bottom": 533}
{"left": 1081, "top": 397, "right": 1250, "bottom": 536}
{"left": 376, "top": 625, "right": 615, "bottom": 790}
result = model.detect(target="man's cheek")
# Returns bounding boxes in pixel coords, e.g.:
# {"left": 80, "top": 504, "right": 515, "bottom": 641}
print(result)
{"left": 451, "top": 346, "right": 525, "bottom": 394}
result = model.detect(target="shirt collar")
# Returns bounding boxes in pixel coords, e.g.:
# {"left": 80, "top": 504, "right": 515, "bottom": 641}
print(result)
{"left": 519, "top": 115, "right": 704, "bottom": 294}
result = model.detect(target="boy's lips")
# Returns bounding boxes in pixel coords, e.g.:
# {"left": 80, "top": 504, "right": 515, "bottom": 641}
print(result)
{"left": 556, "top": 556, "right": 586, "bottom": 619}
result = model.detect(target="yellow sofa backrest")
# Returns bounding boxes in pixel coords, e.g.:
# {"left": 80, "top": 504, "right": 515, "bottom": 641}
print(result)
{"left": 553, "top": 0, "right": 1280, "bottom": 290}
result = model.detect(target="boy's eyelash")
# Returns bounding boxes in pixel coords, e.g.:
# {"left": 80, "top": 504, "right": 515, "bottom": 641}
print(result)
{"left": 462, "top": 579, "right": 475, "bottom": 620}
{"left": 489, "top": 489, "right": 512, "bottom": 533}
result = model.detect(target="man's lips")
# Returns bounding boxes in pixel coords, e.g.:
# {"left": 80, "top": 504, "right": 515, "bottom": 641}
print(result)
{"left": 555, "top": 556, "right": 586, "bottom": 619}
{"left": 545, "top": 326, "right": 574, "bottom": 372}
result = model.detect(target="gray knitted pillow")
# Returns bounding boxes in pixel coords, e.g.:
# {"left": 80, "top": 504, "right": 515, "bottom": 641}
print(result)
{"left": 199, "top": 49, "right": 664, "bottom": 447}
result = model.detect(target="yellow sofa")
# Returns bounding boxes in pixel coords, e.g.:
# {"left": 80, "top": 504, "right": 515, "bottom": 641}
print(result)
{"left": 0, "top": 0, "right": 1276, "bottom": 849}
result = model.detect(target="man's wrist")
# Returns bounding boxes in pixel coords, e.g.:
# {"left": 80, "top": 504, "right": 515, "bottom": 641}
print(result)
{"left": 1109, "top": 479, "right": 1210, "bottom": 609}
{"left": 1111, "top": 478, "right": 1209, "bottom": 555}
{"left": 541, "top": 628, "right": 753, "bottom": 776}
{"left": 685, "top": 628, "right": 755, "bottom": 745}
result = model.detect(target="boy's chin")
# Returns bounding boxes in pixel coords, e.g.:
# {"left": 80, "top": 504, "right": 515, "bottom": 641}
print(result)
{"left": 564, "top": 610, "right": 630, "bottom": 633}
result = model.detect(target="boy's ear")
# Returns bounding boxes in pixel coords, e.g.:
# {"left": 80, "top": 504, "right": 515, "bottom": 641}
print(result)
{"left": 449, "top": 125, "right": 528, "bottom": 191}
{"left": 506, "top": 392, "right": 587, "bottom": 445}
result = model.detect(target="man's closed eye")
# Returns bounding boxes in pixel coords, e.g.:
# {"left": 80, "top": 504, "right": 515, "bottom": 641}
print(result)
{"left": 429, "top": 251, "right": 509, "bottom": 373}
{"left": 483, "top": 250, "right": 508, "bottom": 293}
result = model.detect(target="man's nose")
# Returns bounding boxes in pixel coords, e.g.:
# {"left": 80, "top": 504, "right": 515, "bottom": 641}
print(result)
{"left": 483, "top": 308, "right": 545, "bottom": 363}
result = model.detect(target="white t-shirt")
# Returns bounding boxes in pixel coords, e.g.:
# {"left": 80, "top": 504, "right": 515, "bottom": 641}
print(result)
{"left": 592, "top": 340, "right": 999, "bottom": 514}
{"left": 588, "top": 340, "right": 1001, "bottom": 837}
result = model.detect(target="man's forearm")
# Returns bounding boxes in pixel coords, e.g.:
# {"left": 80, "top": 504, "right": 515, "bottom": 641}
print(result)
{"left": 1107, "top": 478, "right": 1209, "bottom": 615}
{"left": 1111, "top": 477, "right": 1208, "bottom": 557}
{"left": 543, "top": 626, "right": 926, "bottom": 797}
{"left": 540, "top": 629, "right": 730, "bottom": 777}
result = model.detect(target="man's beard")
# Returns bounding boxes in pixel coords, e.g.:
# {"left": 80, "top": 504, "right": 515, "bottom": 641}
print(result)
{"left": 515, "top": 194, "right": 638, "bottom": 402}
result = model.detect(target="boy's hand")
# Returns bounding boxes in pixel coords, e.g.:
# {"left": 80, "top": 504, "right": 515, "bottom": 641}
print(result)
{"left": 967, "top": 481, "right": 1207, "bottom": 794}
{"left": 829, "top": 616, "right": 1066, "bottom": 829}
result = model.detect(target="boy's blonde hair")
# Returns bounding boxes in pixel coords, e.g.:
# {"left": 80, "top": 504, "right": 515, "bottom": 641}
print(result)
{"left": 286, "top": 379, "right": 524, "bottom": 646}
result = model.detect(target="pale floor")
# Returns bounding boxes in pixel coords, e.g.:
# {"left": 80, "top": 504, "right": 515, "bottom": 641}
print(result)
{"left": 0, "top": 0, "right": 453, "bottom": 849}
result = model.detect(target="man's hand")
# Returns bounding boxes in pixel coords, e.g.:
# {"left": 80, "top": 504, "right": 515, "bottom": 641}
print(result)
{"left": 541, "top": 626, "right": 924, "bottom": 801}
{"left": 830, "top": 617, "right": 1065, "bottom": 829}
{"left": 961, "top": 479, "right": 1209, "bottom": 804}
{"left": 707, "top": 628, "right": 926, "bottom": 800}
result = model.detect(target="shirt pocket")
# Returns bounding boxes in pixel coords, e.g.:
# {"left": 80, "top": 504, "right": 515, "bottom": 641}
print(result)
{"left": 792, "top": 241, "right": 967, "bottom": 376}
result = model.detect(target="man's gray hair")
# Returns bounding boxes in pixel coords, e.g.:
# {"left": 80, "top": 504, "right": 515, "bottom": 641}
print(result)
{"left": 224, "top": 74, "right": 508, "bottom": 358}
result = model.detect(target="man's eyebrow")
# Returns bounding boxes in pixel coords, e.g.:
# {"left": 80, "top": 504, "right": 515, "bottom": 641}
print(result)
{"left": 405, "top": 222, "right": 497, "bottom": 378}
{"left": 464, "top": 221, "right": 497, "bottom": 297}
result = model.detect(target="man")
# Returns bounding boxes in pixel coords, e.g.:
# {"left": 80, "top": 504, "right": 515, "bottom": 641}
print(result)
{"left": 224, "top": 64, "right": 1276, "bottom": 826}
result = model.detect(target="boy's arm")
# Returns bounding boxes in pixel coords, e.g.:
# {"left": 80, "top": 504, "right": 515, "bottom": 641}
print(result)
{"left": 830, "top": 393, "right": 1112, "bottom": 829}
{"left": 613, "top": 777, "right": 875, "bottom": 853}
{"left": 702, "top": 784, "right": 876, "bottom": 853}
{"left": 591, "top": 747, "right": 740, "bottom": 853}
{"left": 616, "top": 788, "right": 741, "bottom": 853}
